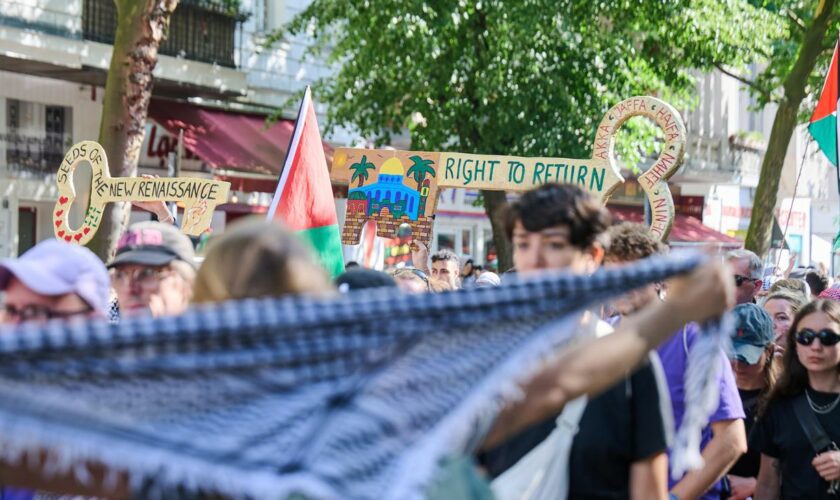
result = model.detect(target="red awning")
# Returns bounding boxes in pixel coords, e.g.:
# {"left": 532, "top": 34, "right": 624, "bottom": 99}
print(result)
{"left": 608, "top": 204, "right": 742, "bottom": 247}
{"left": 216, "top": 203, "right": 268, "bottom": 214}
{"left": 213, "top": 173, "right": 279, "bottom": 193}
{"left": 147, "top": 99, "right": 333, "bottom": 177}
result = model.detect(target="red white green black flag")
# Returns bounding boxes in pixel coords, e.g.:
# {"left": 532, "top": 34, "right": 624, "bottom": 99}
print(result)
{"left": 809, "top": 40, "right": 840, "bottom": 167}
{"left": 266, "top": 87, "right": 345, "bottom": 277}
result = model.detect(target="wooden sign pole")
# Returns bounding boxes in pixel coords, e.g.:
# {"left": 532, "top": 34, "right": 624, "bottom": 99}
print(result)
{"left": 53, "top": 141, "right": 230, "bottom": 245}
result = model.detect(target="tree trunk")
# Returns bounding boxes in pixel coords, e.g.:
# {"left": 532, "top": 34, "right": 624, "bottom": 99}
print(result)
{"left": 482, "top": 189, "right": 513, "bottom": 272}
{"left": 87, "top": 0, "right": 179, "bottom": 261}
{"left": 745, "top": 0, "right": 836, "bottom": 258}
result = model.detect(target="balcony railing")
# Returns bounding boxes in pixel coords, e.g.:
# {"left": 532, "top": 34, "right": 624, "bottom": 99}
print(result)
{"left": 673, "top": 135, "right": 763, "bottom": 187}
{"left": 83, "top": 0, "right": 241, "bottom": 68}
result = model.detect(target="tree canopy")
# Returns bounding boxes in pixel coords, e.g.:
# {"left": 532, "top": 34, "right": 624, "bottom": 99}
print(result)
{"left": 731, "top": 0, "right": 838, "bottom": 257}
{"left": 731, "top": 1, "right": 838, "bottom": 115}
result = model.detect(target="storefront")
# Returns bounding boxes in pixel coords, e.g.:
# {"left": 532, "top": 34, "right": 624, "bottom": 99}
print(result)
{"left": 434, "top": 189, "right": 496, "bottom": 267}
{"left": 0, "top": 84, "right": 337, "bottom": 257}
{"left": 0, "top": 71, "right": 103, "bottom": 257}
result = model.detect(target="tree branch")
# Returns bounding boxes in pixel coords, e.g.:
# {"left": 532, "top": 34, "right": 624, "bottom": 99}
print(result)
{"left": 786, "top": 10, "right": 806, "bottom": 31}
{"left": 714, "top": 63, "right": 772, "bottom": 102}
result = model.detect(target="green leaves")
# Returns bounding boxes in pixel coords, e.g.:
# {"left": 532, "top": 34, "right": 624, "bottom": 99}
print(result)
{"left": 277, "top": 0, "right": 782, "bottom": 171}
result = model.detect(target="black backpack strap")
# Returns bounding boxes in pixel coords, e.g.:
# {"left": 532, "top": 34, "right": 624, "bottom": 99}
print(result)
{"left": 792, "top": 393, "right": 834, "bottom": 453}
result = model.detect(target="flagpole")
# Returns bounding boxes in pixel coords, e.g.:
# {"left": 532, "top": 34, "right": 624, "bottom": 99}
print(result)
{"left": 776, "top": 141, "right": 809, "bottom": 270}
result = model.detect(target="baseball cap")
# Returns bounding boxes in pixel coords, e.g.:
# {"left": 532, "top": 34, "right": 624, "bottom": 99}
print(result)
{"left": 730, "top": 303, "right": 774, "bottom": 364}
{"left": 0, "top": 239, "right": 110, "bottom": 315}
{"left": 335, "top": 268, "right": 396, "bottom": 292}
{"left": 108, "top": 221, "right": 196, "bottom": 269}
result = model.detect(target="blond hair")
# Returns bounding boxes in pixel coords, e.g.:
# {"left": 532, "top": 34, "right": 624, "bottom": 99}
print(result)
{"left": 192, "top": 218, "right": 333, "bottom": 303}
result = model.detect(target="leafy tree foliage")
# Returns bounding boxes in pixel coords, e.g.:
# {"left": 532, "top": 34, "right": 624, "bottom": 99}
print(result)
{"left": 728, "top": 0, "right": 839, "bottom": 257}
{"left": 279, "top": 0, "right": 780, "bottom": 269}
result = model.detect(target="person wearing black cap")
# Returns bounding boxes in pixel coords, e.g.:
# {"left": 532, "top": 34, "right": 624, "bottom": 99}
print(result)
{"left": 726, "top": 303, "right": 777, "bottom": 499}
{"left": 334, "top": 268, "right": 397, "bottom": 292}
{"left": 108, "top": 221, "right": 197, "bottom": 318}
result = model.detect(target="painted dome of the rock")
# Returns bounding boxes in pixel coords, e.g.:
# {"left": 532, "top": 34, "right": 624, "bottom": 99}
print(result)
{"left": 380, "top": 158, "right": 404, "bottom": 176}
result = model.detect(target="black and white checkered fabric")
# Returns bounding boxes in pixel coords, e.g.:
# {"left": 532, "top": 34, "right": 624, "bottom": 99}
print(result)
{"left": 0, "top": 252, "right": 712, "bottom": 499}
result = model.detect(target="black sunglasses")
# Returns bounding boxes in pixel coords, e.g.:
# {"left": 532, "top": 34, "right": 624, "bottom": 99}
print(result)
{"left": 795, "top": 328, "right": 840, "bottom": 347}
{"left": 734, "top": 274, "right": 755, "bottom": 287}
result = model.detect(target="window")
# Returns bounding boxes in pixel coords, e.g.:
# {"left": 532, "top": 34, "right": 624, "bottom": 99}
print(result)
{"left": 5, "top": 99, "right": 73, "bottom": 177}
{"left": 437, "top": 233, "right": 455, "bottom": 252}
{"left": 787, "top": 235, "right": 803, "bottom": 266}
{"left": 461, "top": 228, "right": 473, "bottom": 257}
{"left": 83, "top": 0, "right": 238, "bottom": 67}
{"left": 484, "top": 229, "right": 497, "bottom": 271}
{"left": 17, "top": 207, "right": 36, "bottom": 256}
{"left": 263, "top": 0, "right": 286, "bottom": 32}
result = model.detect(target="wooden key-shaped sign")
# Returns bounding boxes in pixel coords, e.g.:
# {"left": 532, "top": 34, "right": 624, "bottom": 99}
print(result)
{"left": 331, "top": 96, "right": 686, "bottom": 245}
{"left": 54, "top": 141, "right": 230, "bottom": 245}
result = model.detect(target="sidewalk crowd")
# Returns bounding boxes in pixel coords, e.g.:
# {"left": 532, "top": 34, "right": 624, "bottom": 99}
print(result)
{"left": 0, "top": 183, "right": 838, "bottom": 499}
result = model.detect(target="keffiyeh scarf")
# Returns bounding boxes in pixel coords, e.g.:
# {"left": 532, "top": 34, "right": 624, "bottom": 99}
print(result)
{"left": 0, "top": 252, "right": 728, "bottom": 499}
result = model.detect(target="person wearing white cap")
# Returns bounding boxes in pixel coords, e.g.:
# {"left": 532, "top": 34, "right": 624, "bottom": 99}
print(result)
{"left": 0, "top": 239, "right": 110, "bottom": 325}
{"left": 474, "top": 271, "right": 501, "bottom": 288}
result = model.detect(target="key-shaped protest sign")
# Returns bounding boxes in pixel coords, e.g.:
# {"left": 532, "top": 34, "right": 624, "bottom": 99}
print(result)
{"left": 331, "top": 96, "right": 686, "bottom": 246}
{"left": 54, "top": 141, "right": 230, "bottom": 245}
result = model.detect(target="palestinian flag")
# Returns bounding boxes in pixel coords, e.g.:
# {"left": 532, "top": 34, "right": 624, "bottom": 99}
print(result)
{"left": 809, "top": 40, "right": 840, "bottom": 167}
{"left": 267, "top": 87, "right": 345, "bottom": 277}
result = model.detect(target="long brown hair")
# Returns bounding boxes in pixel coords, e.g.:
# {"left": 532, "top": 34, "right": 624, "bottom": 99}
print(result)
{"left": 757, "top": 345, "right": 779, "bottom": 408}
{"left": 192, "top": 217, "right": 334, "bottom": 303}
{"left": 763, "top": 300, "right": 840, "bottom": 413}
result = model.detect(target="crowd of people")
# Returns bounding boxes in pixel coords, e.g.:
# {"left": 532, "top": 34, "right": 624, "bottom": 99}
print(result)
{"left": 0, "top": 182, "right": 838, "bottom": 499}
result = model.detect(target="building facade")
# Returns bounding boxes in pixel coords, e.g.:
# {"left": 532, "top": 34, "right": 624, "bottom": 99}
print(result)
{"left": 681, "top": 69, "right": 839, "bottom": 271}
{"left": 0, "top": 0, "right": 358, "bottom": 258}
{"left": 2, "top": 1, "right": 837, "bottom": 272}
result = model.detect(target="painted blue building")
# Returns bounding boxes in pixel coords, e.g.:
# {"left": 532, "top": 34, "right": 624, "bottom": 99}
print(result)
{"left": 349, "top": 158, "right": 421, "bottom": 220}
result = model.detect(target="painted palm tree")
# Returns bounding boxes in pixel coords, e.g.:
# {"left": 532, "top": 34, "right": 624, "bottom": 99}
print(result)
{"left": 349, "top": 155, "right": 376, "bottom": 187}
{"left": 406, "top": 155, "right": 436, "bottom": 190}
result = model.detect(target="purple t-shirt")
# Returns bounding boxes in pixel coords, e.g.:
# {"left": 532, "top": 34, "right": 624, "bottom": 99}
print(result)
{"left": 0, "top": 489, "right": 34, "bottom": 500}
{"left": 657, "top": 322, "right": 745, "bottom": 500}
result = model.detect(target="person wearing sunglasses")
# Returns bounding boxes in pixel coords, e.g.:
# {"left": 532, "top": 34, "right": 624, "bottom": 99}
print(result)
{"left": 0, "top": 239, "right": 109, "bottom": 326}
{"left": 727, "top": 249, "right": 764, "bottom": 305}
{"left": 754, "top": 300, "right": 840, "bottom": 499}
